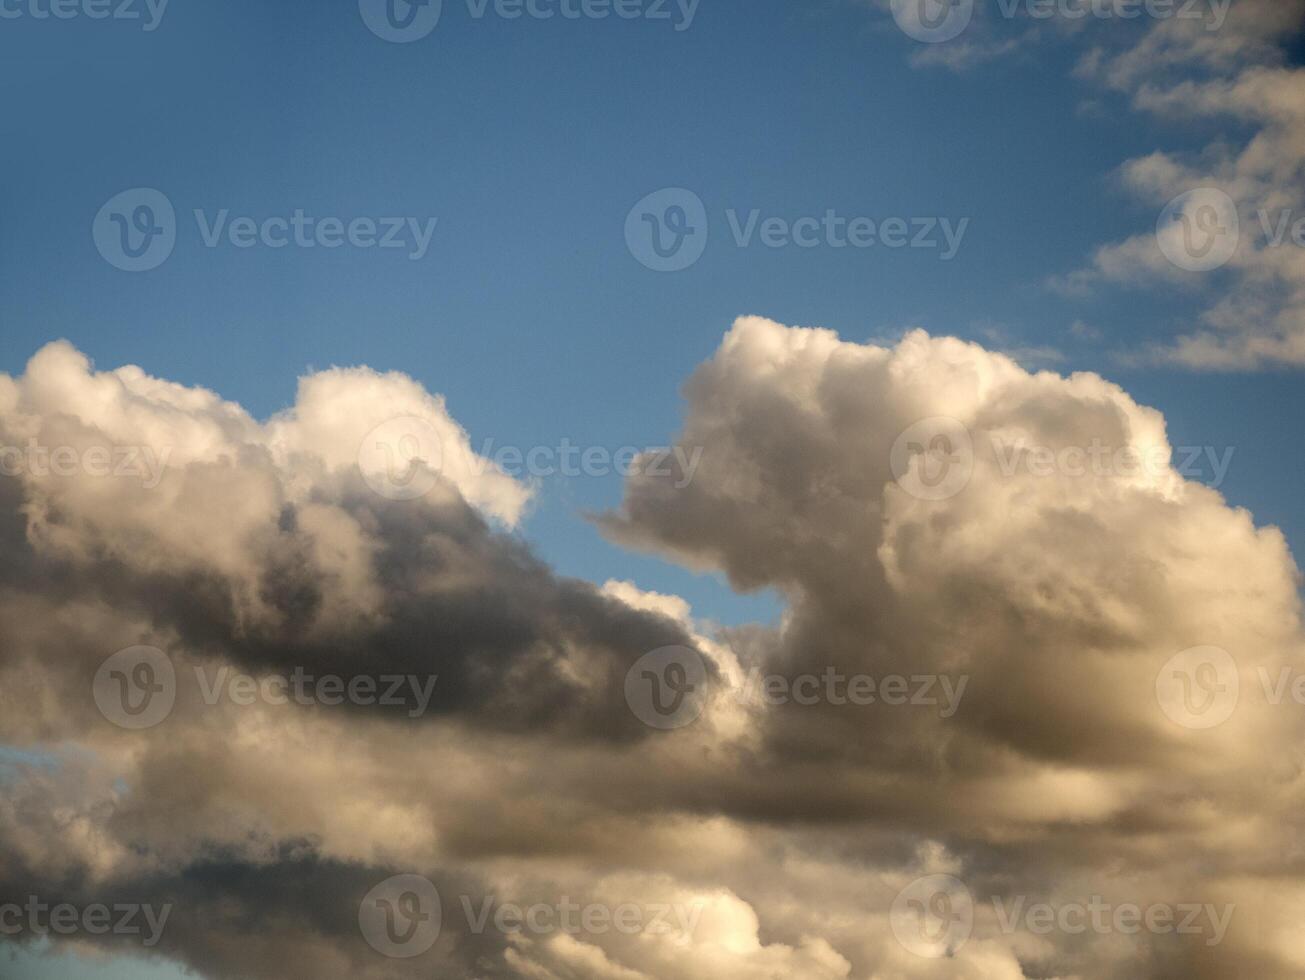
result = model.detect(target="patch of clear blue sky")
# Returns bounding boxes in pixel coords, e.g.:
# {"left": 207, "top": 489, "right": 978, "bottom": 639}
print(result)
{"left": 1, "top": 1, "right": 1303, "bottom": 975}
{"left": 4, "top": 941, "right": 187, "bottom": 980}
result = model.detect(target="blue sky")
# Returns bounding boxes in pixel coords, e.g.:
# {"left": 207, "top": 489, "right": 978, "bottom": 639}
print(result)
{"left": 3, "top": 1, "right": 1305, "bottom": 976}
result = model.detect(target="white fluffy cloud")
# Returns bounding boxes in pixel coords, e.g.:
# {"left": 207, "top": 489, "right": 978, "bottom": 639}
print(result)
{"left": 3, "top": 323, "right": 1305, "bottom": 977}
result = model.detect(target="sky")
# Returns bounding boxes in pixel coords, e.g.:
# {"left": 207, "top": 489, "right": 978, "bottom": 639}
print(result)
{"left": 3, "top": 0, "right": 1302, "bottom": 607}
{"left": 3, "top": 0, "right": 1305, "bottom": 978}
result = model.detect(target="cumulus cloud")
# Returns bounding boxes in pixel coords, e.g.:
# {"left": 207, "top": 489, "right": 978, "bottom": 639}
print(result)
{"left": 3, "top": 323, "right": 1305, "bottom": 978}
{"left": 602, "top": 316, "right": 1305, "bottom": 976}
